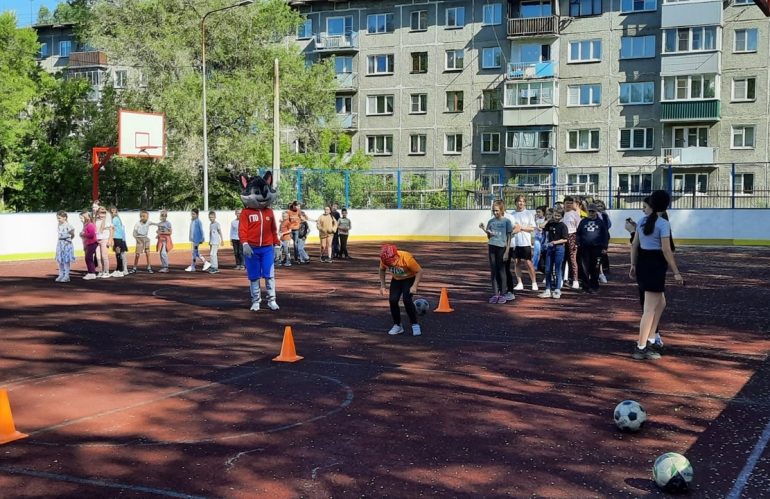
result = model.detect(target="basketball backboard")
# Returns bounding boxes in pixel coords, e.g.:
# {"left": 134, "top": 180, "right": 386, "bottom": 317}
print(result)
{"left": 754, "top": 0, "right": 770, "bottom": 16}
{"left": 118, "top": 109, "right": 166, "bottom": 158}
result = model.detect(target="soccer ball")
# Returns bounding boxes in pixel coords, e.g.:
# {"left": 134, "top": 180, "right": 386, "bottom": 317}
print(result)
{"left": 613, "top": 400, "right": 647, "bottom": 432}
{"left": 414, "top": 298, "right": 430, "bottom": 315}
{"left": 653, "top": 452, "right": 693, "bottom": 493}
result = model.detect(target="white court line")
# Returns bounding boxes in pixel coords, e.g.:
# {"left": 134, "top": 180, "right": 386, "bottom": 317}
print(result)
{"left": 726, "top": 416, "right": 770, "bottom": 499}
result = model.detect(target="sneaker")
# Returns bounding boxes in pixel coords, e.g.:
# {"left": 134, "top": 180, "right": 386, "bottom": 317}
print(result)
{"left": 538, "top": 290, "right": 552, "bottom": 299}
{"left": 504, "top": 292, "right": 515, "bottom": 301}
{"left": 284, "top": 262, "right": 292, "bottom": 267}
{"left": 83, "top": 273, "right": 97, "bottom": 280}
{"left": 185, "top": 266, "right": 195, "bottom": 272}
{"left": 250, "top": 301, "right": 260, "bottom": 312}
{"left": 387, "top": 324, "right": 404, "bottom": 335}
{"left": 552, "top": 290, "right": 562, "bottom": 299}
{"left": 99, "top": 272, "right": 111, "bottom": 279}
{"left": 572, "top": 280, "right": 580, "bottom": 289}
{"left": 412, "top": 324, "right": 422, "bottom": 336}
{"left": 111, "top": 270, "right": 124, "bottom": 278}
{"left": 489, "top": 295, "right": 500, "bottom": 304}
{"left": 158, "top": 268, "right": 169, "bottom": 273}
{"left": 514, "top": 282, "right": 524, "bottom": 291}
{"left": 202, "top": 261, "right": 212, "bottom": 271}
{"left": 267, "top": 300, "right": 279, "bottom": 311}
{"left": 598, "top": 273, "right": 608, "bottom": 284}
{"left": 146, "top": 267, "right": 154, "bottom": 274}
{"left": 632, "top": 346, "right": 661, "bottom": 360}
{"left": 129, "top": 268, "right": 137, "bottom": 274}
{"left": 208, "top": 268, "right": 219, "bottom": 274}
{"left": 55, "top": 276, "right": 63, "bottom": 282}
{"left": 531, "top": 283, "right": 539, "bottom": 291}
{"left": 60, "top": 277, "right": 70, "bottom": 283}
{"left": 497, "top": 295, "right": 507, "bottom": 304}
{"left": 653, "top": 332, "right": 664, "bottom": 347}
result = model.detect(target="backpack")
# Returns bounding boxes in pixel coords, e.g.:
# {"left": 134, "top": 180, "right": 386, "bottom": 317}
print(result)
{"left": 298, "top": 221, "right": 309, "bottom": 239}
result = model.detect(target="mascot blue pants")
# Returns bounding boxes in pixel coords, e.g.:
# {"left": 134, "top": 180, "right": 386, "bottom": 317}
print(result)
{"left": 244, "top": 245, "right": 277, "bottom": 310}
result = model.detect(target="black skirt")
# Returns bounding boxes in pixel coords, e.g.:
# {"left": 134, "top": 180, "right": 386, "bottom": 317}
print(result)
{"left": 636, "top": 248, "right": 667, "bottom": 293}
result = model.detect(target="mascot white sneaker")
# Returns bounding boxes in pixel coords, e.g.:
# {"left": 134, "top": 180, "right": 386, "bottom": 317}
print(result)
{"left": 238, "top": 172, "right": 281, "bottom": 311}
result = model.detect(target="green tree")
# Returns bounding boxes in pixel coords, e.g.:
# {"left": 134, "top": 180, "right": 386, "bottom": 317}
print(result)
{"left": 36, "top": 7, "right": 53, "bottom": 24}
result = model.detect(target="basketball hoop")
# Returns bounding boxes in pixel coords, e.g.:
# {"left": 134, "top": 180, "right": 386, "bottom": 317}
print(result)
{"left": 137, "top": 146, "right": 160, "bottom": 156}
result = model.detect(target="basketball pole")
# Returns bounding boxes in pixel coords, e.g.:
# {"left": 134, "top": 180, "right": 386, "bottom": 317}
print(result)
{"left": 273, "top": 58, "right": 280, "bottom": 188}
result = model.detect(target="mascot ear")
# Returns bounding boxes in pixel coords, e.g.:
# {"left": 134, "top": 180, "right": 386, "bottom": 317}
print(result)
{"left": 239, "top": 174, "right": 249, "bottom": 189}
{"left": 263, "top": 171, "right": 273, "bottom": 187}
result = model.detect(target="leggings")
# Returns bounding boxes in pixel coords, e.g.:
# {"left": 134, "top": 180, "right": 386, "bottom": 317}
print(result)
{"left": 488, "top": 245, "right": 507, "bottom": 294}
{"left": 84, "top": 243, "right": 98, "bottom": 273}
{"left": 232, "top": 239, "right": 243, "bottom": 266}
{"left": 96, "top": 239, "right": 110, "bottom": 273}
{"left": 389, "top": 276, "right": 417, "bottom": 326}
{"left": 291, "top": 230, "right": 300, "bottom": 260}
{"left": 565, "top": 233, "right": 579, "bottom": 282}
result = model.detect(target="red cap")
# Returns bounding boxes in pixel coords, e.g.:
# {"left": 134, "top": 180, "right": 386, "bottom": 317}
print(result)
{"left": 380, "top": 243, "right": 398, "bottom": 264}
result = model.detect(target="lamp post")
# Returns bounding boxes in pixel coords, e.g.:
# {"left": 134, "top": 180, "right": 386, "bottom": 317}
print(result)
{"left": 201, "top": 0, "right": 254, "bottom": 211}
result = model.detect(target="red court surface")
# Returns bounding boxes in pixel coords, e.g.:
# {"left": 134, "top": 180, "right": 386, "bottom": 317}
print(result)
{"left": 1, "top": 243, "right": 769, "bottom": 498}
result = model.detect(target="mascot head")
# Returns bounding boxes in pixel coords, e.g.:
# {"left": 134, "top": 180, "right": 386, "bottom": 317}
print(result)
{"left": 239, "top": 171, "right": 276, "bottom": 209}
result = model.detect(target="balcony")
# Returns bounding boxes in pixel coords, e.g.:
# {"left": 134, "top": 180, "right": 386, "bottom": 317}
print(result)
{"left": 506, "top": 61, "right": 556, "bottom": 80}
{"left": 314, "top": 32, "right": 359, "bottom": 52}
{"left": 661, "top": 100, "right": 720, "bottom": 122}
{"left": 507, "top": 16, "right": 559, "bottom": 37}
{"left": 335, "top": 72, "right": 358, "bottom": 91}
{"left": 661, "top": 147, "right": 716, "bottom": 165}
{"left": 505, "top": 147, "right": 554, "bottom": 167}
{"left": 67, "top": 51, "right": 108, "bottom": 68}
{"left": 337, "top": 112, "right": 358, "bottom": 130}
{"left": 661, "top": 0, "right": 722, "bottom": 28}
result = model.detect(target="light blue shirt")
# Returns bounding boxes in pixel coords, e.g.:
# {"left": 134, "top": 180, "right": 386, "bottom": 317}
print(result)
{"left": 486, "top": 217, "right": 513, "bottom": 248}
{"left": 637, "top": 216, "right": 671, "bottom": 250}
{"left": 112, "top": 216, "right": 125, "bottom": 239}
{"left": 230, "top": 219, "right": 239, "bottom": 240}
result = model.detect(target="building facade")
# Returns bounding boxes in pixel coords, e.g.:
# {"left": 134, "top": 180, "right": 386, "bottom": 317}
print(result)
{"left": 290, "top": 0, "right": 769, "bottom": 202}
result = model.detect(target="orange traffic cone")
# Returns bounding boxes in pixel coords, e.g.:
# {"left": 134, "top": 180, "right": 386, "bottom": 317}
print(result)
{"left": 0, "top": 389, "right": 27, "bottom": 445}
{"left": 273, "top": 326, "right": 304, "bottom": 363}
{"left": 434, "top": 287, "right": 454, "bottom": 313}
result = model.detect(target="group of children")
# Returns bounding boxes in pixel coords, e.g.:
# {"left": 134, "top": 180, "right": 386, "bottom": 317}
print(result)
{"left": 276, "top": 202, "right": 352, "bottom": 266}
{"left": 481, "top": 195, "right": 611, "bottom": 302}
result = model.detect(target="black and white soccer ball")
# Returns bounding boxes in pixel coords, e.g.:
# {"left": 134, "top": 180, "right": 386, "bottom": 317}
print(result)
{"left": 613, "top": 399, "right": 647, "bottom": 432}
{"left": 414, "top": 298, "right": 430, "bottom": 315}
{"left": 653, "top": 452, "right": 693, "bottom": 493}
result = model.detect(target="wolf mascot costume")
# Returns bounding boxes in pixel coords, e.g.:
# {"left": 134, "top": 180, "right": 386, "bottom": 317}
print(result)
{"left": 238, "top": 172, "right": 280, "bottom": 311}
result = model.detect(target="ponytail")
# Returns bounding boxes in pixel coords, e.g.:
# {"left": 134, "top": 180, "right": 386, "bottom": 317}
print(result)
{"left": 642, "top": 212, "right": 658, "bottom": 236}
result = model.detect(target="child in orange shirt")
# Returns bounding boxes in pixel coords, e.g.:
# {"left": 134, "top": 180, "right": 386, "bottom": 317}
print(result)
{"left": 378, "top": 243, "right": 423, "bottom": 337}
{"left": 279, "top": 211, "right": 293, "bottom": 267}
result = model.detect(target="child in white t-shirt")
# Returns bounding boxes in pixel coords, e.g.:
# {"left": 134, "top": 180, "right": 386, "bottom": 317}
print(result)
{"left": 208, "top": 211, "right": 223, "bottom": 273}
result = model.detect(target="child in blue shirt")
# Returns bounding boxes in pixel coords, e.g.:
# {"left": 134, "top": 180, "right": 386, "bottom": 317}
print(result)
{"left": 186, "top": 208, "right": 210, "bottom": 272}
{"left": 480, "top": 200, "right": 514, "bottom": 304}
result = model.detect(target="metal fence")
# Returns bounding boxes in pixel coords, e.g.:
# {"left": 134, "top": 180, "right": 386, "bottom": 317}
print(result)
{"left": 271, "top": 164, "right": 770, "bottom": 210}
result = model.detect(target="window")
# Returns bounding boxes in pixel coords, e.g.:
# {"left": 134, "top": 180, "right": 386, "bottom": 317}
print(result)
{"left": 114, "top": 70, "right": 128, "bottom": 89}
{"left": 569, "top": 39, "right": 601, "bottom": 62}
{"left": 618, "top": 128, "right": 653, "bottom": 150}
{"left": 327, "top": 16, "right": 352, "bottom": 36}
{"left": 733, "top": 0, "right": 753, "bottom": 3}
{"left": 297, "top": 18, "right": 313, "bottom": 39}
{"left": 618, "top": 174, "right": 653, "bottom": 194}
{"left": 663, "top": 26, "right": 717, "bottom": 53}
{"left": 446, "top": 91, "right": 464, "bottom": 112}
{"left": 69, "top": 69, "right": 105, "bottom": 86}
{"left": 446, "top": 7, "right": 465, "bottom": 28}
{"left": 366, "top": 95, "right": 394, "bottom": 115}
{"left": 367, "top": 54, "right": 394, "bottom": 75}
{"left": 732, "top": 77, "right": 756, "bottom": 101}
{"left": 409, "top": 134, "right": 427, "bottom": 155}
{"left": 734, "top": 29, "right": 758, "bottom": 53}
{"left": 411, "top": 52, "right": 428, "bottom": 73}
{"left": 673, "top": 173, "right": 707, "bottom": 194}
{"left": 506, "top": 129, "right": 552, "bottom": 149}
{"left": 482, "top": 89, "right": 502, "bottom": 111}
{"left": 673, "top": 126, "right": 708, "bottom": 147}
{"left": 481, "top": 47, "right": 503, "bottom": 69}
{"left": 411, "top": 10, "right": 428, "bottom": 31}
{"left": 445, "top": 133, "right": 463, "bottom": 154}
{"left": 481, "top": 133, "right": 501, "bottom": 153}
{"left": 335, "top": 56, "right": 353, "bottom": 74}
{"left": 620, "top": 82, "right": 654, "bottom": 105}
{"left": 731, "top": 126, "right": 755, "bottom": 149}
{"left": 366, "top": 135, "right": 393, "bottom": 155}
{"left": 521, "top": 0, "right": 552, "bottom": 17}
{"left": 567, "top": 129, "right": 600, "bottom": 151}
{"left": 336, "top": 96, "right": 352, "bottom": 114}
{"left": 39, "top": 42, "right": 49, "bottom": 58}
{"left": 663, "top": 75, "right": 717, "bottom": 100}
{"left": 367, "top": 13, "right": 394, "bottom": 34}
{"left": 505, "top": 82, "right": 554, "bottom": 107}
{"left": 445, "top": 49, "right": 464, "bottom": 70}
{"left": 410, "top": 93, "right": 427, "bottom": 114}
{"left": 566, "top": 174, "right": 599, "bottom": 194}
{"left": 483, "top": 3, "right": 502, "bottom": 25}
{"left": 59, "top": 40, "right": 72, "bottom": 57}
{"left": 734, "top": 173, "right": 754, "bottom": 194}
{"left": 620, "top": 0, "right": 657, "bottom": 13}
{"left": 620, "top": 35, "right": 655, "bottom": 59}
{"left": 569, "top": 0, "right": 602, "bottom": 16}
{"left": 567, "top": 84, "right": 601, "bottom": 106}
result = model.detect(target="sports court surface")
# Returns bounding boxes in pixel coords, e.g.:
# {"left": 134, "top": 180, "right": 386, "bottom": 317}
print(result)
{"left": 1, "top": 242, "right": 769, "bottom": 498}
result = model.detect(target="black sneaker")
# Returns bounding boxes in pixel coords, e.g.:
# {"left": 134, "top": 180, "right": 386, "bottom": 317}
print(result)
{"left": 632, "top": 346, "right": 661, "bottom": 360}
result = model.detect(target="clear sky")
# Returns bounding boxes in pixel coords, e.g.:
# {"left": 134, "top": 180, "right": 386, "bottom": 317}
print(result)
{"left": 0, "top": 0, "right": 63, "bottom": 27}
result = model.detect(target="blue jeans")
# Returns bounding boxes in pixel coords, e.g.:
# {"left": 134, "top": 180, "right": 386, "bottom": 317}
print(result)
{"left": 544, "top": 245, "right": 565, "bottom": 291}
{"left": 532, "top": 237, "right": 542, "bottom": 271}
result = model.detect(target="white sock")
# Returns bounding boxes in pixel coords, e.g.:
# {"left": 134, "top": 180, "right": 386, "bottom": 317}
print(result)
{"left": 637, "top": 344, "right": 646, "bottom": 350}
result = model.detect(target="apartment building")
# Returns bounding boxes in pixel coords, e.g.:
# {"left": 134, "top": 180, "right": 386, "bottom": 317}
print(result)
{"left": 34, "top": 22, "right": 142, "bottom": 101}
{"left": 290, "top": 0, "right": 769, "bottom": 201}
